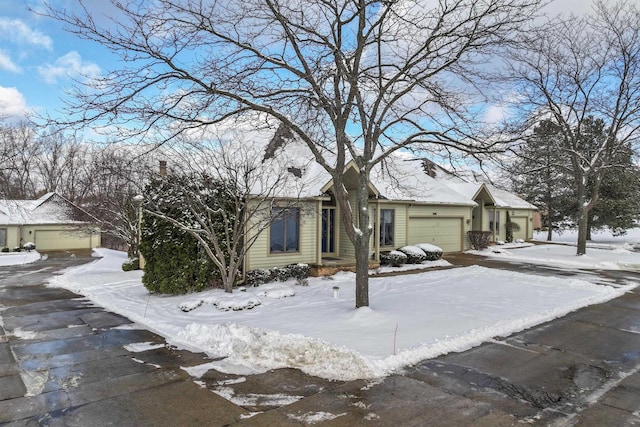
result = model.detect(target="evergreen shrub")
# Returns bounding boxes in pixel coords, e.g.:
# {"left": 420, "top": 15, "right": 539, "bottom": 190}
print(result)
{"left": 398, "top": 246, "right": 427, "bottom": 264}
{"left": 415, "top": 243, "right": 443, "bottom": 261}
{"left": 122, "top": 257, "right": 140, "bottom": 271}
{"left": 140, "top": 176, "right": 228, "bottom": 294}
{"left": 380, "top": 250, "right": 407, "bottom": 267}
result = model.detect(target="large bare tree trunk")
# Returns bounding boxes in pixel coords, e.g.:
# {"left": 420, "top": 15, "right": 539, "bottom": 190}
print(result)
{"left": 355, "top": 170, "right": 371, "bottom": 308}
{"left": 576, "top": 207, "right": 588, "bottom": 255}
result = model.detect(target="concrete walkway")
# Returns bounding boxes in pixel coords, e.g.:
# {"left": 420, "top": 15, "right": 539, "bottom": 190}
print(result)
{"left": 1, "top": 253, "right": 639, "bottom": 425}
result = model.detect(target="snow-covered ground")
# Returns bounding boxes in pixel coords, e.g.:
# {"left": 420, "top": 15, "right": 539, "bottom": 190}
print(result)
{"left": 46, "top": 246, "right": 637, "bottom": 381}
{"left": 0, "top": 251, "right": 40, "bottom": 266}
{"left": 471, "top": 227, "right": 640, "bottom": 270}
{"left": 533, "top": 227, "right": 640, "bottom": 249}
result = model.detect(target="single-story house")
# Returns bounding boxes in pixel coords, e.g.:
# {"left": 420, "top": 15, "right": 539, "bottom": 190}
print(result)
{"left": 0, "top": 192, "right": 101, "bottom": 252}
{"left": 242, "top": 135, "right": 536, "bottom": 275}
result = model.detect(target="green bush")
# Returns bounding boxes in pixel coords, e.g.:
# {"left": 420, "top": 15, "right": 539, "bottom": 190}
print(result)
{"left": 380, "top": 250, "right": 407, "bottom": 267}
{"left": 1, "top": 247, "right": 9, "bottom": 253}
{"left": 245, "top": 264, "right": 310, "bottom": 286}
{"left": 122, "top": 257, "right": 140, "bottom": 271}
{"left": 140, "top": 176, "right": 230, "bottom": 295}
{"left": 246, "top": 269, "right": 272, "bottom": 286}
{"left": 398, "top": 246, "right": 427, "bottom": 264}
{"left": 415, "top": 243, "right": 443, "bottom": 261}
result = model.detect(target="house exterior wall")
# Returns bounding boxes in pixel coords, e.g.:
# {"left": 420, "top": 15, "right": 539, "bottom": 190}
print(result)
{"left": 245, "top": 200, "right": 319, "bottom": 270}
{"left": 1, "top": 225, "right": 21, "bottom": 249}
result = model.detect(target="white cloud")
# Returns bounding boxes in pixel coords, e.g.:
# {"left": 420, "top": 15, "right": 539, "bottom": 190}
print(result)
{"left": 0, "top": 50, "right": 20, "bottom": 73}
{"left": 0, "top": 18, "right": 53, "bottom": 50}
{"left": 38, "top": 51, "right": 101, "bottom": 84}
{"left": 0, "top": 86, "right": 30, "bottom": 120}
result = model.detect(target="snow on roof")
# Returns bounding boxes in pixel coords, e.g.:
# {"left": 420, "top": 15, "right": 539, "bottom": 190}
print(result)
{"left": 485, "top": 184, "right": 537, "bottom": 210}
{"left": 371, "top": 156, "right": 476, "bottom": 206}
{"left": 0, "top": 193, "right": 97, "bottom": 225}
{"left": 185, "top": 116, "right": 535, "bottom": 209}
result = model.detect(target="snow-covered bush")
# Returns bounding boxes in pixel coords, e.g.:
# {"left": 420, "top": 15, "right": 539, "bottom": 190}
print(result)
{"left": 1, "top": 247, "right": 9, "bottom": 253}
{"left": 246, "top": 263, "right": 310, "bottom": 286}
{"left": 398, "top": 246, "right": 427, "bottom": 264}
{"left": 467, "top": 231, "right": 492, "bottom": 250}
{"left": 23, "top": 242, "right": 36, "bottom": 252}
{"left": 380, "top": 250, "right": 407, "bottom": 267}
{"left": 122, "top": 257, "right": 140, "bottom": 271}
{"left": 415, "top": 243, "right": 443, "bottom": 261}
{"left": 246, "top": 269, "right": 273, "bottom": 286}
{"left": 287, "top": 263, "right": 310, "bottom": 281}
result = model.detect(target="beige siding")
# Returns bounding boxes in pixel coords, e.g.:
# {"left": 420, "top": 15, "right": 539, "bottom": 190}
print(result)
{"left": 246, "top": 201, "right": 318, "bottom": 270}
{"left": 337, "top": 193, "right": 358, "bottom": 259}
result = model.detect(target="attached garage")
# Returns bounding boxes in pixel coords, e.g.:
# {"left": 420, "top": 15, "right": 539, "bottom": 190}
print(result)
{"left": 0, "top": 193, "right": 101, "bottom": 252}
{"left": 511, "top": 216, "right": 529, "bottom": 241}
{"left": 34, "top": 228, "right": 96, "bottom": 251}
{"left": 407, "top": 217, "right": 463, "bottom": 253}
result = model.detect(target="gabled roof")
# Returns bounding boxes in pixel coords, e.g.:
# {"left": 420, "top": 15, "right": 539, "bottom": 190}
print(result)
{"left": 0, "top": 193, "right": 98, "bottom": 225}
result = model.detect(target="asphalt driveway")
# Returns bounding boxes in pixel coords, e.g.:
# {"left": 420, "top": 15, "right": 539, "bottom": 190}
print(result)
{"left": 1, "top": 253, "right": 639, "bottom": 425}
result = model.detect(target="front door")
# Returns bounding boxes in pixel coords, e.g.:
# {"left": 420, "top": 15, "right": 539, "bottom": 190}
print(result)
{"left": 321, "top": 208, "right": 336, "bottom": 254}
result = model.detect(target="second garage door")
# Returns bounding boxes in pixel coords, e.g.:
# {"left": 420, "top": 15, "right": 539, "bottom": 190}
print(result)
{"left": 407, "top": 217, "right": 463, "bottom": 253}
{"left": 34, "top": 229, "right": 93, "bottom": 251}
{"left": 511, "top": 217, "right": 529, "bottom": 241}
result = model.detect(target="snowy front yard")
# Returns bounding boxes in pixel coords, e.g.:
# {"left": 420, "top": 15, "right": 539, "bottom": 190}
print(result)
{"left": 45, "top": 245, "right": 637, "bottom": 381}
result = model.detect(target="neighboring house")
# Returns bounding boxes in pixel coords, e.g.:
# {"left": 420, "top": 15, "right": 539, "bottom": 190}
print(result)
{"left": 243, "top": 139, "right": 537, "bottom": 275}
{"left": 0, "top": 192, "right": 101, "bottom": 252}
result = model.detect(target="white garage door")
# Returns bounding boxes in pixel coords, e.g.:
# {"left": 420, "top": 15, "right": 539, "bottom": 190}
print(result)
{"left": 511, "top": 217, "right": 529, "bottom": 241}
{"left": 34, "top": 229, "right": 93, "bottom": 251}
{"left": 408, "top": 217, "right": 463, "bottom": 253}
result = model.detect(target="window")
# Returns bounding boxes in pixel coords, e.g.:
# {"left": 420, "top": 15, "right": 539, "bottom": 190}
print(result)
{"left": 489, "top": 211, "right": 500, "bottom": 234}
{"left": 380, "top": 209, "right": 394, "bottom": 247}
{"left": 270, "top": 208, "right": 300, "bottom": 253}
{"left": 0, "top": 228, "right": 5, "bottom": 247}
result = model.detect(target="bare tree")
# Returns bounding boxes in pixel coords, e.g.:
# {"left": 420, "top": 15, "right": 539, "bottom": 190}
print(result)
{"left": 80, "top": 146, "right": 158, "bottom": 252}
{"left": 505, "top": 0, "right": 640, "bottom": 255}
{"left": 44, "top": 0, "right": 542, "bottom": 307}
{"left": 0, "top": 122, "right": 39, "bottom": 199}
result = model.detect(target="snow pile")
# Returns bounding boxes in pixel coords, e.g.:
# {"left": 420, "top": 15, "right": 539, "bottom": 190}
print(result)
{"left": 46, "top": 247, "right": 635, "bottom": 381}
{"left": 0, "top": 251, "right": 41, "bottom": 266}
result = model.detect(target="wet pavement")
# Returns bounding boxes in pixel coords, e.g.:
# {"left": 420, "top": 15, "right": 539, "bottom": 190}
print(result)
{"left": 1, "top": 253, "right": 640, "bottom": 425}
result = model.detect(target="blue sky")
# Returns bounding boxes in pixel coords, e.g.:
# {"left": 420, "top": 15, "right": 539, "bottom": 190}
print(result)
{"left": 0, "top": 0, "right": 593, "bottom": 126}
{"left": 0, "top": 0, "right": 117, "bottom": 122}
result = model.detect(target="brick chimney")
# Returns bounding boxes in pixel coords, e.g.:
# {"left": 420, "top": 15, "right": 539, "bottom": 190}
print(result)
{"left": 159, "top": 160, "right": 167, "bottom": 176}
